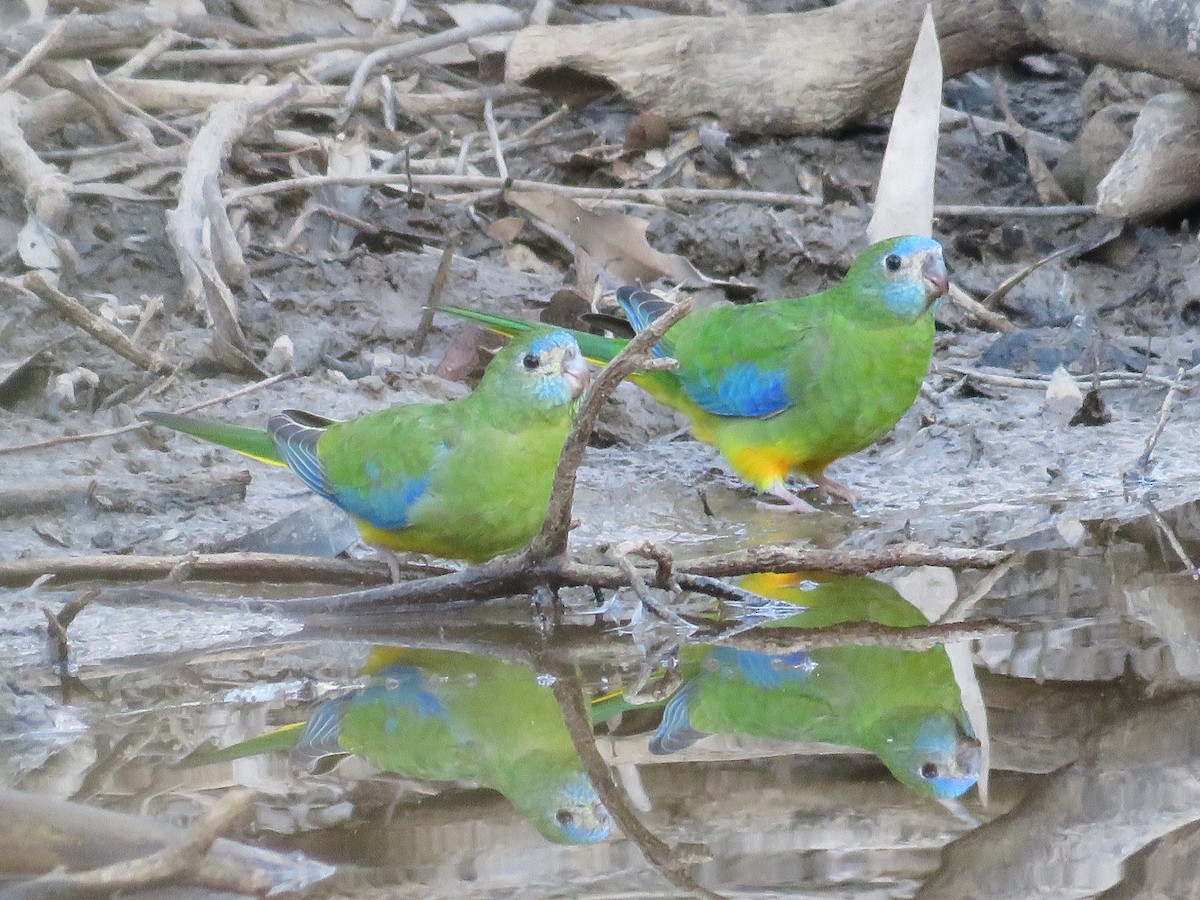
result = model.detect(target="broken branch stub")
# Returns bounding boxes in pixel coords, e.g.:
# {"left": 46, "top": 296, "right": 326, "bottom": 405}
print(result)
{"left": 506, "top": 0, "right": 1031, "bottom": 135}
{"left": 1095, "top": 92, "right": 1200, "bottom": 221}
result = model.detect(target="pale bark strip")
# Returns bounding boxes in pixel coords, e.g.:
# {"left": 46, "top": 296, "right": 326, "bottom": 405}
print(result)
{"left": 166, "top": 93, "right": 287, "bottom": 353}
{"left": 868, "top": 4, "right": 941, "bottom": 243}
{"left": 0, "top": 93, "right": 71, "bottom": 228}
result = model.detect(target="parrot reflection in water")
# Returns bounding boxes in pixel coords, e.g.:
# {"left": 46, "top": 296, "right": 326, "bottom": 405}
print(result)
{"left": 193, "top": 648, "right": 612, "bottom": 844}
{"left": 597, "top": 572, "right": 981, "bottom": 800}
{"left": 144, "top": 328, "right": 589, "bottom": 564}
{"left": 444, "top": 235, "right": 948, "bottom": 511}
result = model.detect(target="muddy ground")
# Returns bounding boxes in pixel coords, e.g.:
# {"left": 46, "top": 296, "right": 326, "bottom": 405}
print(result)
{"left": 2, "top": 54, "right": 1199, "bottom": 570}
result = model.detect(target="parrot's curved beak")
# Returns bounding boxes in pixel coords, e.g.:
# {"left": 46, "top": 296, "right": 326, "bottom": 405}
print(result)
{"left": 921, "top": 250, "right": 950, "bottom": 302}
{"left": 560, "top": 345, "right": 591, "bottom": 399}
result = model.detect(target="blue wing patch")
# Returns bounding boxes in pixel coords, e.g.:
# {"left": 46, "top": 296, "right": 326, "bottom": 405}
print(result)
{"left": 269, "top": 412, "right": 434, "bottom": 531}
{"left": 709, "top": 646, "right": 815, "bottom": 689}
{"left": 682, "top": 362, "right": 792, "bottom": 418}
{"left": 649, "top": 680, "right": 708, "bottom": 755}
{"left": 330, "top": 468, "right": 432, "bottom": 530}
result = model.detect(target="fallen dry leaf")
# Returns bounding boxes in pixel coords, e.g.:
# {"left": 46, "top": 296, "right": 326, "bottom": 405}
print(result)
{"left": 624, "top": 110, "right": 671, "bottom": 152}
{"left": 508, "top": 189, "right": 712, "bottom": 287}
{"left": 486, "top": 216, "right": 526, "bottom": 246}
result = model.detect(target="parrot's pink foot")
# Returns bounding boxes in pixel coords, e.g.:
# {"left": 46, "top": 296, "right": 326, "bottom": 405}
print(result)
{"left": 812, "top": 474, "right": 859, "bottom": 504}
{"left": 755, "top": 484, "right": 818, "bottom": 513}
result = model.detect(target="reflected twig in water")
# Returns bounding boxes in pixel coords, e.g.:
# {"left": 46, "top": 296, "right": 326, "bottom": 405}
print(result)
{"left": 937, "top": 556, "right": 1018, "bottom": 624}
{"left": 1142, "top": 498, "right": 1200, "bottom": 579}
{"left": 604, "top": 540, "right": 693, "bottom": 629}
{"left": 543, "top": 665, "right": 724, "bottom": 900}
{"left": 16, "top": 789, "right": 264, "bottom": 897}
{"left": 718, "top": 619, "right": 1011, "bottom": 654}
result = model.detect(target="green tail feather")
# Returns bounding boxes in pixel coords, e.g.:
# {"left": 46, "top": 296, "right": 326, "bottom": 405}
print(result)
{"left": 144, "top": 411, "right": 284, "bottom": 466}
{"left": 177, "top": 721, "right": 306, "bottom": 767}
{"left": 441, "top": 305, "right": 627, "bottom": 367}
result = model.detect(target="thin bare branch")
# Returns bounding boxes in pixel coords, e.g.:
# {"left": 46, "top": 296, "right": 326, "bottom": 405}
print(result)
{"left": 339, "top": 12, "right": 525, "bottom": 123}
{"left": 527, "top": 296, "right": 690, "bottom": 559}
{"left": 0, "top": 550, "right": 446, "bottom": 588}
{"left": 225, "top": 172, "right": 822, "bottom": 208}
{"left": 0, "top": 9, "right": 77, "bottom": 94}
{"left": 681, "top": 544, "right": 1011, "bottom": 578}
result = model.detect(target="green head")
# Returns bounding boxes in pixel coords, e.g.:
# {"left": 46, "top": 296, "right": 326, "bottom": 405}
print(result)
{"left": 873, "top": 708, "right": 980, "bottom": 799}
{"left": 473, "top": 327, "right": 591, "bottom": 417}
{"left": 842, "top": 235, "right": 949, "bottom": 322}
{"left": 512, "top": 767, "right": 613, "bottom": 844}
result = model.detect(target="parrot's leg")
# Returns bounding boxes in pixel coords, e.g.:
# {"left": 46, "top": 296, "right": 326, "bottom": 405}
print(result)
{"left": 755, "top": 483, "right": 817, "bottom": 513}
{"left": 811, "top": 473, "right": 859, "bottom": 504}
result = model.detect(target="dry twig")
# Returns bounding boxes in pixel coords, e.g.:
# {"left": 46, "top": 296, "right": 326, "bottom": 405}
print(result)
{"left": 410, "top": 233, "right": 459, "bottom": 355}
{"left": 7, "top": 273, "right": 173, "bottom": 375}
{"left": 0, "top": 370, "right": 294, "bottom": 457}
{"left": 0, "top": 551, "right": 445, "bottom": 588}
{"left": 339, "top": 12, "right": 525, "bottom": 123}
{"left": 0, "top": 10, "right": 77, "bottom": 95}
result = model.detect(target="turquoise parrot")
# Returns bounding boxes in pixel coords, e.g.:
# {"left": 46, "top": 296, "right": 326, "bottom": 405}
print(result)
{"left": 188, "top": 647, "right": 612, "bottom": 844}
{"left": 444, "top": 235, "right": 948, "bottom": 510}
{"left": 144, "top": 328, "right": 589, "bottom": 562}
{"left": 595, "top": 572, "right": 980, "bottom": 800}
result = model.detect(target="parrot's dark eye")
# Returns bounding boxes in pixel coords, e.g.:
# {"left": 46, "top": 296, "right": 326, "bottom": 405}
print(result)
{"left": 920, "top": 762, "right": 939, "bottom": 780}
{"left": 523, "top": 352, "right": 540, "bottom": 370}
{"left": 555, "top": 809, "right": 574, "bottom": 826}
{"left": 884, "top": 253, "right": 902, "bottom": 272}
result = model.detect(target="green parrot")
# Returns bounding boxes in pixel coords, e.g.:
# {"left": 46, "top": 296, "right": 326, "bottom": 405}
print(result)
{"left": 594, "top": 572, "right": 981, "bottom": 800}
{"left": 144, "top": 328, "right": 590, "bottom": 563}
{"left": 188, "top": 647, "right": 613, "bottom": 844}
{"left": 445, "top": 235, "right": 948, "bottom": 510}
